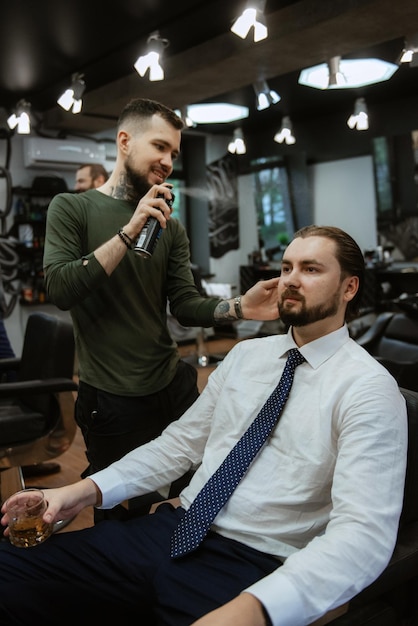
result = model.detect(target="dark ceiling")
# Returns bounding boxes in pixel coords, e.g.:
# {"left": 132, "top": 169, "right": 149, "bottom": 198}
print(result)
{"left": 1, "top": 0, "right": 418, "bottom": 139}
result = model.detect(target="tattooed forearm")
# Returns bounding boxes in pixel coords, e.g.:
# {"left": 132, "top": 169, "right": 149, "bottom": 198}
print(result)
{"left": 213, "top": 299, "right": 238, "bottom": 322}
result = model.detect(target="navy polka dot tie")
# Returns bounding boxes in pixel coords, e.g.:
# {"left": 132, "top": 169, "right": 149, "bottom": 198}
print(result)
{"left": 170, "top": 348, "right": 305, "bottom": 558}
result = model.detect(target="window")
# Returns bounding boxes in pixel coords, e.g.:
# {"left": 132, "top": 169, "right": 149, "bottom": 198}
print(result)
{"left": 252, "top": 163, "right": 294, "bottom": 259}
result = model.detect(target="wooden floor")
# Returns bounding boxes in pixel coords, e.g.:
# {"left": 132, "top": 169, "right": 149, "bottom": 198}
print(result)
{"left": 25, "top": 336, "right": 240, "bottom": 533}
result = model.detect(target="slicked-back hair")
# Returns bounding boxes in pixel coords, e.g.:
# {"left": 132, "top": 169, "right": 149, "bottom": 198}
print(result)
{"left": 293, "top": 225, "right": 365, "bottom": 321}
{"left": 117, "top": 98, "right": 184, "bottom": 133}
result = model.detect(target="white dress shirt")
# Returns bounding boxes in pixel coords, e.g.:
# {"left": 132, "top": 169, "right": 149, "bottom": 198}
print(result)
{"left": 92, "top": 325, "right": 408, "bottom": 626}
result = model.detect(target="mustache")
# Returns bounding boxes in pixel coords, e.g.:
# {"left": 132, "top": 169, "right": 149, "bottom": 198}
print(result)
{"left": 281, "top": 289, "right": 304, "bottom": 301}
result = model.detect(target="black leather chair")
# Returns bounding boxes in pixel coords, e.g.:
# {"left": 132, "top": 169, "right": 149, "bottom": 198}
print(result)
{"left": 0, "top": 312, "right": 78, "bottom": 504}
{"left": 327, "top": 387, "right": 418, "bottom": 625}
{"left": 356, "top": 300, "right": 418, "bottom": 392}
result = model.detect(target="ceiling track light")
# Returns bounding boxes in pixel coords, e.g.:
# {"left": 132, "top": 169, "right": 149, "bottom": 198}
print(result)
{"left": 327, "top": 56, "right": 347, "bottom": 88}
{"left": 57, "top": 72, "right": 86, "bottom": 114}
{"left": 274, "top": 116, "right": 296, "bottom": 145}
{"left": 347, "top": 97, "right": 369, "bottom": 131}
{"left": 399, "top": 34, "right": 418, "bottom": 66}
{"left": 174, "top": 106, "right": 196, "bottom": 128}
{"left": 228, "top": 127, "right": 246, "bottom": 154}
{"left": 134, "top": 31, "right": 169, "bottom": 81}
{"left": 7, "top": 99, "right": 31, "bottom": 134}
{"left": 253, "top": 79, "right": 281, "bottom": 110}
{"left": 231, "top": 0, "right": 268, "bottom": 42}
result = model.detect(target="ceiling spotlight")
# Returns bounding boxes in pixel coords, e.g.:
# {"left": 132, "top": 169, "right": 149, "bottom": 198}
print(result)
{"left": 174, "top": 107, "right": 196, "bottom": 128}
{"left": 299, "top": 57, "right": 398, "bottom": 89}
{"left": 231, "top": 1, "right": 268, "bottom": 42}
{"left": 7, "top": 99, "right": 31, "bottom": 134}
{"left": 253, "top": 80, "right": 281, "bottom": 110}
{"left": 57, "top": 73, "right": 86, "bottom": 113}
{"left": 327, "top": 56, "right": 347, "bottom": 88}
{"left": 134, "top": 31, "right": 169, "bottom": 81}
{"left": 274, "top": 116, "right": 296, "bottom": 145}
{"left": 228, "top": 128, "right": 246, "bottom": 154}
{"left": 399, "top": 34, "right": 418, "bottom": 66}
{"left": 347, "top": 98, "right": 369, "bottom": 131}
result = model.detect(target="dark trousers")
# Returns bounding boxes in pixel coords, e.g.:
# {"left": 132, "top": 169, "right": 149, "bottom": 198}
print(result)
{"left": 0, "top": 505, "right": 281, "bottom": 626}
{"left": 75, "top": 360, "right": 199, "bottom": 520}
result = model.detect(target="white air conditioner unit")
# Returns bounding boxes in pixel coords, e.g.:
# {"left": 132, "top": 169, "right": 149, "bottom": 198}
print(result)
{"left": 23, "top": 137, "right": 107, "bottom": 170}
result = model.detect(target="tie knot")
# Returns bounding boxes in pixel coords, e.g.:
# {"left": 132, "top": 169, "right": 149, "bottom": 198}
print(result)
{"left": 287, "top": 348, "right": 305, "bottom": 369}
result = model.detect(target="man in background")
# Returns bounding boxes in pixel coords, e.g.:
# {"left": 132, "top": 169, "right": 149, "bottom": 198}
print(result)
{"left": 75, "top": 163, "right": 109, "bottom": 192}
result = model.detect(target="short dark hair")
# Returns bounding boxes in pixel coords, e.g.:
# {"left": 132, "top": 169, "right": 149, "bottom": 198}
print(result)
{"left": 77, "top": 163, "right": 109, "bottom": 181}
{"left": 117, "top": 98, "right": 184, "bottom": 132}
{"left": 293, "top": 225, "right": 365, "bottom": 321}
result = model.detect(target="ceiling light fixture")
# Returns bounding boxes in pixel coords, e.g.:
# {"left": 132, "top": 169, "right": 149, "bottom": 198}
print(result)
{"left": 231, "top": 0, "right": 268, "bottom": 42}
{"left": 327, "top": 56, "right": 347, "bottom": 88}
{"left": 174, "top": 107, "right": 196, "bottom": 128}
{"left": 228, "top": 128, "right": 246, "bottom": 154}
{"left": 253, "top": 79, "right": 281, "bottom": 110}
{"left": 134, "top": 31, "right": 169, "bottom": 81}
{"left": 298, "top": 57, "right": 398, "bottom": 89}
{"left": 57, "top": 73, "right": 86, "bottom": 113}
{"left": 274, "top": 116, "right": 296, "bottom": 145}
{"left": 399, "top": 34, "right": 418, "bottom": 65}
{"left": 186, "top": 103, "right": 249, "bottom": 124}
{"left": 7, "top": 99, "right": 31, "bottom": 134}
{"left": 347, "top": 97, "right": 369, "bottom": 131}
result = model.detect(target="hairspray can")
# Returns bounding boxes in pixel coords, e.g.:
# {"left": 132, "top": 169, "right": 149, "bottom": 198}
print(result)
{"left": 134, "top": 192, "right": 175, "bottom": 258}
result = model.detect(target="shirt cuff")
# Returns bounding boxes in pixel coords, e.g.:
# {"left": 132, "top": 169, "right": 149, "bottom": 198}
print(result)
{"left": 90, "top": 467, "right": 129, "bottom": 509}
{"left": 245, "top": 569, "right": 305, "bottom": 626}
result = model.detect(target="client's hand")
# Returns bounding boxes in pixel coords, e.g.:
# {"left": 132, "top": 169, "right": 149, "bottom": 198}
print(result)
{"left": 0, "top": 478, "right": 99, "bottom": 537}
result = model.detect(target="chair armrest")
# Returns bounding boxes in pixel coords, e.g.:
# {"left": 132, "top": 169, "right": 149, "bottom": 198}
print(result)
{"left": 0, "top": 357, "right": 21, "bottom": 373}
{"left": 374, "top": 357, "right": 418, "bottom": 392}
{"left": 0, "top": 377, "right": 78, "bottom": 397}
{"left": 356, "top": 311, "right": 394, "bottom": 348}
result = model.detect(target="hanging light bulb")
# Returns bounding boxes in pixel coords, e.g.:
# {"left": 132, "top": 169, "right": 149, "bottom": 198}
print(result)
{"left": 253, "top": 80, "right": 281, "bottom": 111}
{"left": 231, "top": 1, "right": 268, "bottom": 42}
{"left": 399, "top": 34, "right": 418, "bottom": 64}
{"left": 57, "top": 73, "right": 86, "bottom": 114}
{"left": 134, "top": 31, "right": 169, "bottom": 81}
{"left": 327, "top": 56, "right": 347, "bottom": 88}
{"left": 228, "top": 128, "right": 246, "bottom": 154}
{"left": 7, "top": 100, "right": 31, "bottom": 134}
{"left": 347, "top": 98, "right": 369, "bottom": 131}
{"left": 174, "top": 107, "right": 196, "bottom": 128}
{"left": 274, "top": 116, "right": 296, "bottom": 145}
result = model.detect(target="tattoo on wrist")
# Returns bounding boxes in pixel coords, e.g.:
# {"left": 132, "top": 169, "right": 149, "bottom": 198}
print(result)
{"left": 214, "top": 300, "right": 236, "bottom": 323}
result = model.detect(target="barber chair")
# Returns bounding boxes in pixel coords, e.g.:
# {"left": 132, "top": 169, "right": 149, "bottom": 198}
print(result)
{"left": 355, "top": 297, "right": 418, "bottom": 392}
{"left": 0, "top": 312, "right": 78, "bottom": 505}
{"left": 326, "top": 387, "right": 418, "bottom": 625}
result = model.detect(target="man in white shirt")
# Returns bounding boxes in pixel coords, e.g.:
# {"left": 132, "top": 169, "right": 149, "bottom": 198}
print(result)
{"left": 0, "top": 225, "right": 408, "bottom": 626}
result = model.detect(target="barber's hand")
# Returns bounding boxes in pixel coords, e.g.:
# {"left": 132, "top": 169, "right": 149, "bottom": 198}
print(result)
{"left": 0, "top": 479, "right": 98, "bottom": 537}
{"left": 123, "top": 184, "right": 174, "bottom": 241}
{"left": 191, "top": 593, "right": 269, "bottom": 626}
{"left": 241, "top": 277, "right": 280, "bottom": 321}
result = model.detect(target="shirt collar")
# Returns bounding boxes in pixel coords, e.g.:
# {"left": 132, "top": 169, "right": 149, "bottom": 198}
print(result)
{"left": 279, "top": 325, "right": 350, "bottom": 370}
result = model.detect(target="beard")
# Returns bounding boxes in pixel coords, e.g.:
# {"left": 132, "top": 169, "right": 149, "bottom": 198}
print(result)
{"left": 279, "top": 289, "right": 340, "bottom": 327}
{"left": 125, "top": 159, "right": 152, "bottom": 199}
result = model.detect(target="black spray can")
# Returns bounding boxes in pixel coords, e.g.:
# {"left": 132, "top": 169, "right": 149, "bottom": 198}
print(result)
{"left": 134, "top": 192, "right": 175, "bottom": 258}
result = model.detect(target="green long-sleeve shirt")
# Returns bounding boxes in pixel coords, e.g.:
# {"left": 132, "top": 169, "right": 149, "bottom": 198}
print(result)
{"left": 43, "top": 190, "right": 219, "bottom": 395}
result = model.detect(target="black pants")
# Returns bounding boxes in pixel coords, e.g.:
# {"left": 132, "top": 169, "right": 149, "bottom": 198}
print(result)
{"left": 0, "top": 504, "right": 281, "bottom": 626}
{"left": 75, "top": 360, "right": 199, "bottom": 520}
